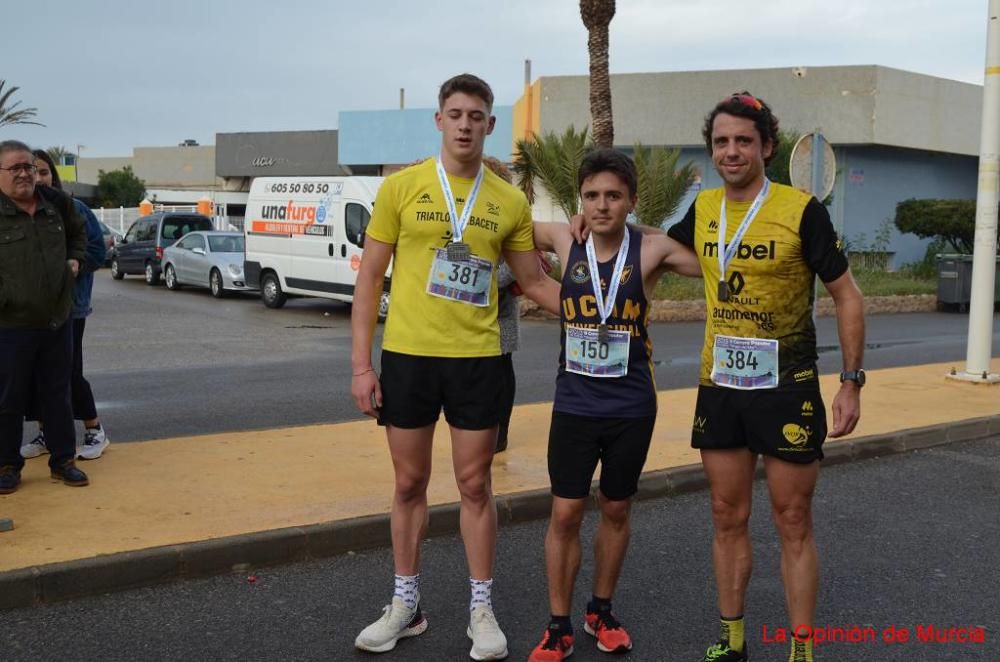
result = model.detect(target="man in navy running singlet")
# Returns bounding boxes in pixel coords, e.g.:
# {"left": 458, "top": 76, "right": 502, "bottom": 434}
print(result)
{"left": 526, "top": 149, "right": 700, "bottom": 661}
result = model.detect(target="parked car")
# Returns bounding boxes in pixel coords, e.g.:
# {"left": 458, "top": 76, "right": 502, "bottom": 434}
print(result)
{"left": 98, "top": 221, "right": 122, "bottom": 266}
{"left": 162, "top": 231, "right": 255, "bottom": 298}
{"left": 110, "top": 212, "right": 214, "bottom": 285}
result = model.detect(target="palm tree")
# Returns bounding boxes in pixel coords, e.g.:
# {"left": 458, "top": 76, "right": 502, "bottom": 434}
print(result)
{"left": 0, "top": 80, "right": 43, "bottom": 128}
{"left": 632, "top": 144, "right": 698, "bottom": 227}
{"left": 47, "top": 146, "right": 69, "bottom": 165}
{"left": 580, "top": 0, "right": 615, "bottom": 148}
{"left": 513, "top": 129, "right": 697, "bottom": 228}
{"left": 512, "top": 126, "right": 591, "bottom": 220}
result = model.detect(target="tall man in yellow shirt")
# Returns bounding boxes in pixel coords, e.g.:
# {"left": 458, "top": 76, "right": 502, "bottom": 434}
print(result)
{"left": 350, "top": 73, "right": 559, "bottom": 661}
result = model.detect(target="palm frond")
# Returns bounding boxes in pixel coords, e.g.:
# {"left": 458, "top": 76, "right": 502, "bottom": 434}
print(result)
{"left": 512, "top": 137, "right": 539, "bottom": 205}
{"left": 633, "top": 142, "right": 697, "bottom": 227}
{"left": 513, "top": 126, "right": 592, "bottom": 219}
{"left": 47, "top": 146, "right": 69, "bottom": 163}
{"left": 0, "top": 80, "right": 44, "bottom": 127}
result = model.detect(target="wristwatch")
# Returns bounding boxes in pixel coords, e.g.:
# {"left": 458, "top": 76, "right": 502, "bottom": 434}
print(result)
{"left": 839, "top": 369, "right": 866, "bottom": 387}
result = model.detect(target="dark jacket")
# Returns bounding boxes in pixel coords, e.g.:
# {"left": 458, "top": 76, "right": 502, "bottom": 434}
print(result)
{"left": 0, "top": 186, "right": 87, "bottom": 329}
{"left": 72, "top": 199, "right": 107, "bottom": 319}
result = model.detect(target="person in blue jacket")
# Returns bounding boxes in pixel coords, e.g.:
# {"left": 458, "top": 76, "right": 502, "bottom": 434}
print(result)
{"left": 21, "top": 149, "right": 111, "bottom": 461}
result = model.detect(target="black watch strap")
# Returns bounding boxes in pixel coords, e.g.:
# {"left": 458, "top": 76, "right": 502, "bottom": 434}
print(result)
{"left": 840, "top": 369, "right": 866, "bottom": 386}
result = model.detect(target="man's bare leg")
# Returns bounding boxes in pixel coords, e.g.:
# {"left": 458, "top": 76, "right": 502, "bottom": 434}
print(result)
{"left": 451, "top": 425, "right": 509, "bottom": 660}
{"left": 544, "top": 496, "right": 587, "bottom": 614}
{"left": 450, "top": 425, "right": 499, "bottom": 580}
{"left": 354, "top": 424, "right": 435, "bottom": 654}
{"left": 702, "top": 449, "right": 757, "bottom": 619}
{"left": 592, "top": 494, "right": 631, "bottom": 600}
{"left": 387, "top": 424, "right": 435, "bottom": 574}
{"left": 764, "top": 457, "right": 819, "bottom": 635}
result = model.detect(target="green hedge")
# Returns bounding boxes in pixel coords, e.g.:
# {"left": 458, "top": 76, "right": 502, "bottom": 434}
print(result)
{"left": 894, "top": 199, "right": 976, "bottom": 254}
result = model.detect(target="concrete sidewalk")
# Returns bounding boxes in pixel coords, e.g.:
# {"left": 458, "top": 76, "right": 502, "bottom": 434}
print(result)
{"left": 1, "top": 360, "right": 997, "bottom": 609}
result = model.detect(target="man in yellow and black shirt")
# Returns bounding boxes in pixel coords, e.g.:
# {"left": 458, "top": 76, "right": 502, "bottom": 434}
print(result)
{"left": 667, "top": 93, "right": 865, "bottom": 662}
{"left": 350, "top": 74, "right": 559, "bottom": 661}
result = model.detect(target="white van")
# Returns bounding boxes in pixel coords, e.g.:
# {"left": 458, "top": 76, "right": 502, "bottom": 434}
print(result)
{"left": 244, "top": 176, "right": 390, "bottom": 317}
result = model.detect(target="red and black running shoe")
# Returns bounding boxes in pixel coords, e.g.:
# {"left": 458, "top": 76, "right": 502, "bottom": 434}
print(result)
{"left": 528, "top": 626, "right": 575, "bottom": 661}
{"left": 584, "top": 609, "right": 633, "bottom": 653}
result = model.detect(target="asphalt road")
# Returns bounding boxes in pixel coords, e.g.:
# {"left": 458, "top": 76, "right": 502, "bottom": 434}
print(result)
{"left": 1, "top": 437, "right": 996, "bottom": 661}
{"left": 44, "top": 274, "right": 1000, "bottom": 443}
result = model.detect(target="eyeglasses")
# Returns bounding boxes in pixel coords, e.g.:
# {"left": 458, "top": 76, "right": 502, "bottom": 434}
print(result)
{"left": 728, "top": 94, "right": 763, "bottom": 111}
{"left": 0, "top": 164, "right": 38, "bottom": 175}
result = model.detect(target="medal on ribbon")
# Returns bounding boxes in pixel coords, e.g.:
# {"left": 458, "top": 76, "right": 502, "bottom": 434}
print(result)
{"left": 446, "top": 241, "right": 470, "bottom": 262}
{"left": 717, "top": 179, "right": 770, "bottom": 303}
{"left": 717, "top": 280, "right": 730, "bottom": 302}
{"left": 436, "top": 155, "right": 484, "bottom": 263}
{"left": 585, "top": 229, "right": 630, "bottom": 345}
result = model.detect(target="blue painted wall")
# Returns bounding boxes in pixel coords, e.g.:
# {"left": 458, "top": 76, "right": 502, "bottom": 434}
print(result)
{"left": 837, "top": 146, "right": 977, "bottom": 267}
{"left": 338, "top": 106, "right": 514, "bottom": 166}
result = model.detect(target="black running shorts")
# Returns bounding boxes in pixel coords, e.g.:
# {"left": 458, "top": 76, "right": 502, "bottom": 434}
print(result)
{"left": 547, "top": 411, "right": 657, "bottom": 501}
{"left": 690, "top": 384, "right": 827, "bottom": 463}
{"left": 378, "top": 350, "right": 507, "bottom": 430}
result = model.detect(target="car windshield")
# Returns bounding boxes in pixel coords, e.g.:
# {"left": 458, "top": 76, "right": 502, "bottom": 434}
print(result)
{"left": 161, "top": 216, "right": 214, "bottom": 241}
{"left": 208, "top": 236, "right": 244, "bottom": 253}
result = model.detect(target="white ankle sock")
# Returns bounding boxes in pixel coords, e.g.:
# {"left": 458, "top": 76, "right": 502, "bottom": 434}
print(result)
{"left": 393, "top": 574, "right": 420, "bottom": 610}
{"left": 470, "top": 577, "right": 493, "bottom": 611}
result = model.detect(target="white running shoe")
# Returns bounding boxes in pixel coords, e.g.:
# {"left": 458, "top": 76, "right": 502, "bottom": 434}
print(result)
{"left": 354, "top": 597, "right": 427, "bottom": 653}
{"left": 467, "top": 605, "right": 508, "bottom": 660}
{"left": 20, "top": 433, "right": 48, "bottom": 459}
{"left": 78, "top": 427, "right": 109, "bottom": 460}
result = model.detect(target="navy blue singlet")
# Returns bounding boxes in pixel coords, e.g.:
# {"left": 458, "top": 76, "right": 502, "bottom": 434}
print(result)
{"left": 554, "top": 226, "right": 656, "bottom": 417}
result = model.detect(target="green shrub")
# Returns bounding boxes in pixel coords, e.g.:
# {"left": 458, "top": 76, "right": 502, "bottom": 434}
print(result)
{"left": 847, "top": 218, "right": 894, "bottom": 273}
{"left": 898, "top": 239, "right": 947, "bottom": 280}
{"left": 654, "top": 273, "right": 704, "bottom": 300}
{"left": 894, "top": 199, "right": 975, "bottom": 254}
{"left": 833, "top": 270, "right": 936, "bottom": 297}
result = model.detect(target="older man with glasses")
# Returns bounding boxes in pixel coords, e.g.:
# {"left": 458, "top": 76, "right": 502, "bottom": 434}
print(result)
{"left": 0, "top": 140, "right": 90, "bottom": 494}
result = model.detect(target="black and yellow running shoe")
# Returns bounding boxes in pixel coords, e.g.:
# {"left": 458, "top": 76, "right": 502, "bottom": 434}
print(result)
{"left": 701, "top": 640, "right": 749, "bottom": 661}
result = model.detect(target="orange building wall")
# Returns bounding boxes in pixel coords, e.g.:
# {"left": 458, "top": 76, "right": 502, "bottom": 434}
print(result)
{"left": 511, "top": 79, "right": 542, "bottom": 152}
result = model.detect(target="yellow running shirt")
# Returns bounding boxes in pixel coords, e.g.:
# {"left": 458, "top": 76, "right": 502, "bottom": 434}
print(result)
{"left": 668, "top": 183, "right": 848, "bottom": 387}
{"left": 366, "top": 158, "right": 534, "bottom": 357}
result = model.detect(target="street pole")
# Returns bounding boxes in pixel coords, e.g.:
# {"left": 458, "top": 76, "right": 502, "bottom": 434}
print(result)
{"left": 810, "top": 129, "right": 824, "bottom": 200}
{"left": 75, "top": 144, "right": 86, "bottom": 183}
{"left": 951, "top": 0, "right": 1000, "bottom": 384}
{"left": 524, "top": 59, "right": 533, "bottom": 140}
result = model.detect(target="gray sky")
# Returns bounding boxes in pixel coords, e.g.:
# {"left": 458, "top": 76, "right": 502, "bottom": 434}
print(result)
{"left": 5, "top": 0, "right": 991, "bottom": 156}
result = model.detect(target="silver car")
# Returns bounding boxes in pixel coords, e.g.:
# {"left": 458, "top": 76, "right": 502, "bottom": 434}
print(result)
{"left": 161, "top": 231, "right": 256, "bottom": 298}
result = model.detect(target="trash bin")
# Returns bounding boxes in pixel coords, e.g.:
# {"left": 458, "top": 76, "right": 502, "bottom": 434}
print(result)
{"left": 936, "top": 254, "right": 1000, "bottom": 311}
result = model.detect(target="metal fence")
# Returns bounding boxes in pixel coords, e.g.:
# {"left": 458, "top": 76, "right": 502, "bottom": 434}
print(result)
{"left": 848, "top": 251, "right": 896, "bottom": 272}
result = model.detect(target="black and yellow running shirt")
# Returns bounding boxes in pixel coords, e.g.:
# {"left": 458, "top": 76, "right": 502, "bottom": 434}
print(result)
{"left": 667, "top": 183, "right": 848, "bottom": 387}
